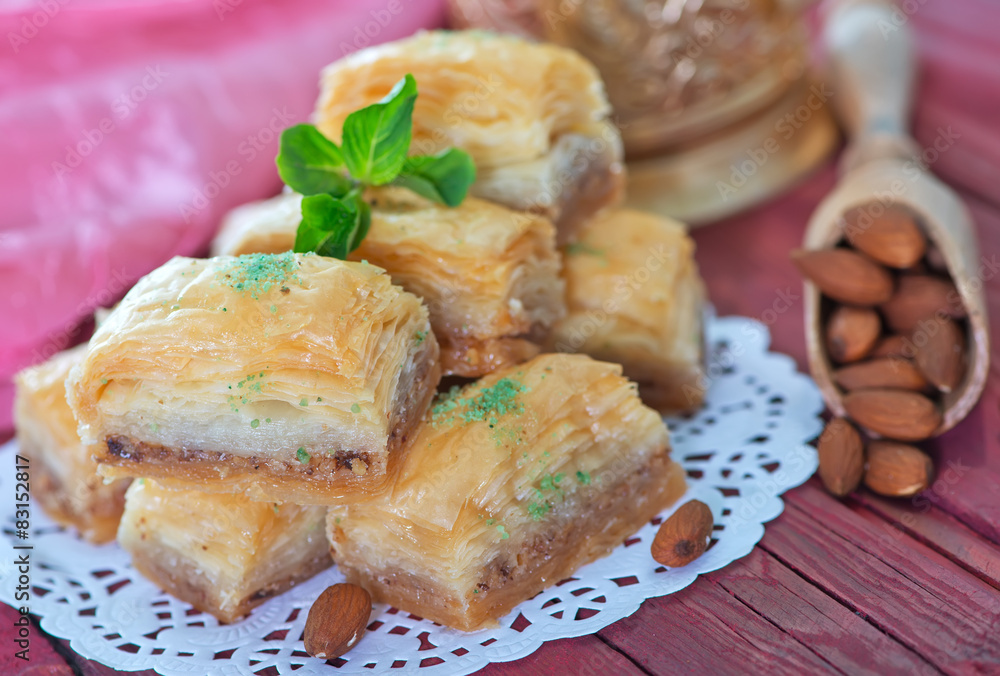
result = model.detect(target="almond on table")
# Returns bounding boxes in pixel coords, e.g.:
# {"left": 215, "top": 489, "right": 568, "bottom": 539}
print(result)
{"left": 304, "top": 584, "right": 372, "bottom": 660}
{"left": 817, "top": 417, "right": 864, "bottom": 498}
{"left": 650, "top": 500, "right": 714, "bottom": 567}
{"left": 864, "top": 441, "right": 934, "bottom": 498}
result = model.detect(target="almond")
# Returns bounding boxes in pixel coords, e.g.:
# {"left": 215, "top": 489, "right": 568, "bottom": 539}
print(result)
{"left": 304, "top": 583, "right": 372, "bottom": 660}
{"left": 651, "top": 500, "right": 713, "bottom": 567}
{"left": 870, "top": 334, "right": 913, "bottom": 360}
{"left": 879, "top": 275, "right": 966, "bottom": 333}
{"left": 792, "top": 249, "right": 894, "bottom": 306}
{"left": 833, "top": 358, "right": 930, "bottom": 393}
{"left": 842, "top": 203, "right": 927, "bottom": 268}
{"left": 817, "top": 418, "right": 864, "bottom": 497}
{"left": 914, "top": 318, "right": 966, "bottom": 392}
{"left": 843, "top": 389, "right": 941, "bottom": 441}
{"left": 826, "top": 306, "right": 881, "bottom": 363}
{"left": 864, "top": 441, "right": 934, "bottom": 497}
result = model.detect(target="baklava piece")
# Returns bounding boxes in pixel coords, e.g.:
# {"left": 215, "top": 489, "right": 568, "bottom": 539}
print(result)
{"left": 549, "top": 209, "right": 707, "bottom": 412}
{"left": 212, "top": 188, "right": 565, "bottom": 378}
{"left": 326, "top": 353, "right": 686, "bottom": 631}
{"left": 118, "top": 479, "right": 330, "bottom": 623}
{"left": 13, "top": 345, "right": 129, "bottom": 544}
{"left": 67, "top": 253, "right": 440, "bottom": 505}
{"left": 314, "top": 30, "right": 625, "bottom": 244}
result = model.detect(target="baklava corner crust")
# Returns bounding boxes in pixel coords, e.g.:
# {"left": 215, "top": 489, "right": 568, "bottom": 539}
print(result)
{"left": 552, "top": 208, "right": 707, "bottom": 413}
{"left": 326, "top": 353, "right": 686, "bottom": 631}
{"left": 68, "top": 253, "right": 441, "bottom": 505}
{"left": 14, "top": 345, "right": 129, "bottom": 544}
{"left": 118, "top": 480, "right": 331, "bottom": 623}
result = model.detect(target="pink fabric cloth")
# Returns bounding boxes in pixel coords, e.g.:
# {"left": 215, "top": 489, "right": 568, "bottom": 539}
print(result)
{"left": 0, "top": 0, "right": 444, "bottom": 433}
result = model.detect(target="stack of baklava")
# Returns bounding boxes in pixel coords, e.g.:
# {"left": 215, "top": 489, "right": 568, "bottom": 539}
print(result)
{"left": 14, "top": 31, "right": 706, "bottom": 632}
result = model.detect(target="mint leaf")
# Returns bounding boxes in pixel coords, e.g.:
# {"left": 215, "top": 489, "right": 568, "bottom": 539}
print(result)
{"left": 340, "top": 74, "right": 417, "bottom": 186}
{"left": 294, "top": 192, "right": 370, "bottom": 260}
{"left": 276, "top": 124, "right": 352, "bottom": 196}
{"left": 392, "top": 148, "right": 476, "bottom": 207}
{"left": 281, "top": 74, "right": 476, "bottom": 260}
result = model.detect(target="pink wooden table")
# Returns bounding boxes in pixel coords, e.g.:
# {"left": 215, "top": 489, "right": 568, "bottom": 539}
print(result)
{"left": 3, "top": 1, "right": 999, "bottom": 673}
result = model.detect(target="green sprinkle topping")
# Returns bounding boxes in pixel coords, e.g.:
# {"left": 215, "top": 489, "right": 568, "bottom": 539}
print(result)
{"left": 431, "top": 378, "right": 527, "bottom": 445}
{"left": 149, "top": 422, "right": 159, "bottom": 433}
{"left": 272, "top": 504, "right": 280, "bottom": 514}
{"left": 220, "top": 252, "right": 299, "bottom": 300}
{"left": 100, "top": 378, "right": 108, "bottom": 385}
{"left": 250, "top": 419, "right": 260, "bottom": 429}
{"left": 296, "top": 447, "right": 310, "bottom": 464}
{"left": 496, "top": 525, "right": 509, "bottom": 540}
{"left": 565, "top": 242, "right": 604, "bottom": 257}
{"left": 300, "top": 398, "right": 309, "bottom": 407}
{"left": 414, "top": 329, "right": 427, "bottom": 345}
{"left": 431, "top": 385, "right": 463, "bottom": 419}
{"left": 527, "top": 501, "right": 551, "bottom": 521}
{"left": 576, "top": 471, "right": 591, "bottom": 485}
{"left": 459, "top": 378, "right": 525, "bottom": 425}
{"left": 270, "top": 304, "right": 278, "bottom": 314}
{"left": 539, "top": 473, "right": 564, "bottom": 491}
{"left": 265, "top": 418, "right": 272, "bottom": 423}
{"left": 351, "top": 403, "right": 361, "bottom": 414}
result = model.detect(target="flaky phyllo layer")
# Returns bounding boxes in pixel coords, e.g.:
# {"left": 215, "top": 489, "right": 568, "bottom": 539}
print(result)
{"left": 327, "top": 353, "right": 685, "bottom": 630}
{"left": 67, "top": 253, "right": 440, "bottom": 504}
{"left": 213, "top": 188, "right": 565, "bottom": 377}
{"left": 314, "top": 31, "right": 625, "bottom": 243}
{"left": 14, "top": 345, "right": 129, "bottom": 544}
{"left": 118, "top": 480, "right": 329, "bottom": 623}
{"left": 550, "top": 209, "right": 707, "bottom": 412}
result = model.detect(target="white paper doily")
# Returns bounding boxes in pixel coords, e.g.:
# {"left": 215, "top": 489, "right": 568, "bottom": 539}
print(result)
{"left": 0, "top": 315, "right": 823, "bottom": 675}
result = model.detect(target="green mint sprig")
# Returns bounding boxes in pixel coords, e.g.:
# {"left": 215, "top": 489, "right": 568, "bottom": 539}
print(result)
{"left": 275, "top": 74, "right": 476, "bottom": 259}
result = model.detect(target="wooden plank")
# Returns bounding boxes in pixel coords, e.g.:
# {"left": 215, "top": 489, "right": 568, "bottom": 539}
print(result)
{"left": 710, "top": 548, "right": 937, "bottom": 676}
{"left": 763, "top": 483, "right": 1000, "bottom": 672}
{"left": 0, "top": 603, "right": 73, "bottom": 676}
{"left": 853, "top": 491, "right": 1000, "bottom": 590}
{"left": 477, "top": 635, "right": 645, "bottom": 676}
{"left": 911, "top": 0, "right": 1000, "bottom": 208}
{"left": 598, "top": 570, "right": 837, "bottom": 675}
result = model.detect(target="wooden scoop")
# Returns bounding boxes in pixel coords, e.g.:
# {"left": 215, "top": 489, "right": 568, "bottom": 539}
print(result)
{"left": 803, "top": 0, "right": 989, "bottom": 435}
